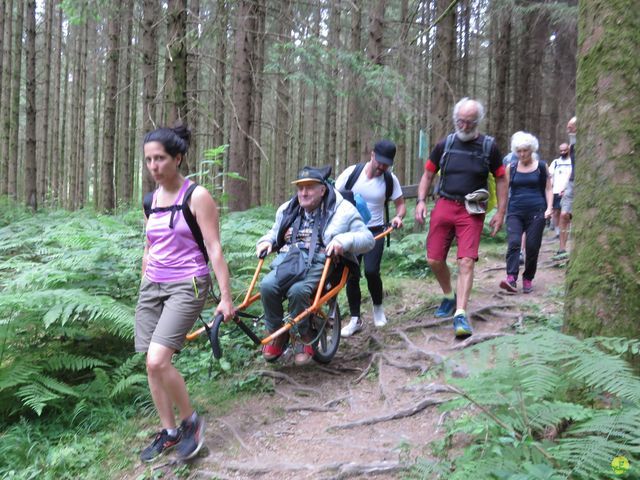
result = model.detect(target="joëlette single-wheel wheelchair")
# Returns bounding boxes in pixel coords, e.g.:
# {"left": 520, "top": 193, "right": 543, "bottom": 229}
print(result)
{"left": 186, "top": 226, "right": 393, "bottom": 365}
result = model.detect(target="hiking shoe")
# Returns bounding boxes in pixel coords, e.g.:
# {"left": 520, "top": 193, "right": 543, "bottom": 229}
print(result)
{"left": 453, "top": 314, "right": 473, "bottom": 338}
{"left": 262, "top": 332, "right": 288, "bottom": 362}
{"left": 140, "top": 429, "right": 181, "bottom": 463}
{"left": 294, "top": 343, "right": 314, "bottom": 366}
{"left": 373, "top": 304, "right": 387, "bottom": 327}
{"left": 435, "top": 296, "right": 456, "bottom": 318}
{"left": 522, "top": 279, "right": 533, "bottom": 294}
{"left": 519, "top": 252, "right": 525, "bottom": 265}
{"left": 176, "top": 413, "right": 205, "bottom": 460}
{"left": 552, "top": 250, "right": 568, "bottom": 260}
{"left": 499, "top": 275, "right": 518, "bottom": 293}
{"left": 341, "top": 316, "right": 363, "bottom": 337}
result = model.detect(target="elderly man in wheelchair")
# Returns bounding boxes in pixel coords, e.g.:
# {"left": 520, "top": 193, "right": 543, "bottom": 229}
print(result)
{"left": 256, "top": 166, "right": 375, "bottom": 366}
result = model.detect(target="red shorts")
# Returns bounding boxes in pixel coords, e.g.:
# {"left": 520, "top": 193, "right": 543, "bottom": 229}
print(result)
{"left": 426, "top": 198, "right": 485, "bottom": 261}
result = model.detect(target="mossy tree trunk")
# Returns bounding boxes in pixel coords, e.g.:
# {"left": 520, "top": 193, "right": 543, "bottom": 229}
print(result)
{"left": 563, "top": 0, "right": 640, "bottom": 337}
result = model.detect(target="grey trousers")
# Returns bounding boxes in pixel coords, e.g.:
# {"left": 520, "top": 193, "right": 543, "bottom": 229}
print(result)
{"left": 260, "top": 251, "right": 326, "bottom": 336}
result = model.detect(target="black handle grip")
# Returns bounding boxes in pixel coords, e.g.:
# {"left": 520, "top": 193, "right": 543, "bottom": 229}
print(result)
{"left": 207, "top": 313, "right": 225, "bottom": 359}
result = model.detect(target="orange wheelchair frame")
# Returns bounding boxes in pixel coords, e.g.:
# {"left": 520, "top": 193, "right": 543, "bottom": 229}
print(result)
{"left": 187, "top": 226, "right": 393, "bottom": 364}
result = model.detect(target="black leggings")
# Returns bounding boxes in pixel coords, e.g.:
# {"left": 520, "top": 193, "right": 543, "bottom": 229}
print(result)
{"left": 506, "top": 208, "right": 546, "bottom": 281}
{"left": 346, "top": 228, "right": 385, "bottom": 317}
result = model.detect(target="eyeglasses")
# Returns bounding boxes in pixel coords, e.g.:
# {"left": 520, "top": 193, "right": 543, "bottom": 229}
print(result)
{"left": 455, "top": 119, "right": 478, "bottom": 128}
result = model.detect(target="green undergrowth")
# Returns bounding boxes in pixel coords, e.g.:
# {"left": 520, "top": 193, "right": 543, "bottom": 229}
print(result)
{"left": 407, "top": 326, "right": 640, "bottom": 479}
{"left": 0, "top": 201, "right": 275, "bottom": 478}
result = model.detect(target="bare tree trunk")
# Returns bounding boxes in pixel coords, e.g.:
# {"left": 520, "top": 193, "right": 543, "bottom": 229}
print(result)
{"left": 24, "top": 0, "right": 37, "bottom": 210}
{"left": 39, "top": 0, "right": 54, "bottom": 205}
{"left": 564, "top": 0, "right": 640, "bottom": 338}
{"left": 430, "top": 0, "right": 456, "bottom": 146}
{"left": 74, "top": 20, "right": 89, "bottom": 209}
{"left": 346, "top": 0, "right": 361, "bottom": 166}
{"left": 227, "top": 0, "right": 257, "bottom": 212}
{"left": 8, "top": 0, "right": 24, "bottom": 200}
{"left": 361, "top": 0, "right": 386, "bottom": 162}
{"left": 249, "top": 0, "right": 265, "bottom": 206}
{"left": 56, "top": 12, "right": 68, "bottom": 205}
{"left": 0, "top": 0, "right": 13, "bottom": 196}
{"left": 273, "top": 0, "right": 292, "bottom": 205}
{"left": 141, "top": 0, "right": 160, "bottom": 196}
{"left": 101, "top": 3, "right": 121, "bottom": 212}
{"left": 186, "top": 0, "right": 200, "bottom": 178}
{"left": 119, "top": 0, "right": 134, "bottom": 205}
{"left": 212, "top": 0, "right": 227, "bottom": 150}
{"left": 324, "top": 1, "right": 340, "bottom": 170}
{"left": 165, "top": 0, "right": 188, "bottom": 155}
{"left": 491, "top": 5, "right": 511, "bottom": 151}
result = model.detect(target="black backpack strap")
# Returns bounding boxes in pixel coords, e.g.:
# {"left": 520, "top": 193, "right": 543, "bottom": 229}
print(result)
{"left": 182, "top": 183, "right": 209, "bottom": 264}
{"left": 438, "top": 133, "right": 456, "bottom": 197}
{"left": 538, "top": 160, "right": 548, "bottom": 198}
{"left": 383, "top": 171, "right": 393, "bottom": 246}
{"left": 143, "top": 191, "right": 154, "bottom": 218}
{"left": 344, "top": 163, "right": 366, "bottom": 191}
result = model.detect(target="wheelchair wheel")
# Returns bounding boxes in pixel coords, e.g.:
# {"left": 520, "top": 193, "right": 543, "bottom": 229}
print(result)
{"left": 311, "top": 298, "right": 341, "bottom": 364}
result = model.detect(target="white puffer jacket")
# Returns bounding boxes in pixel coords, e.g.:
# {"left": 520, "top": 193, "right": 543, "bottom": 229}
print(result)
{"left": 258, "top": 189, "right": 375, "bottom": 257}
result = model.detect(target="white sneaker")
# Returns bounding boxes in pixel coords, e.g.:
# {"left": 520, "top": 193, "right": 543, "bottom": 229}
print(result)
{"left": 341, "top": 316, "right": 362, "bottom": 337}
{"left": 373, "top": 304, "right": 387, "bottom": 327}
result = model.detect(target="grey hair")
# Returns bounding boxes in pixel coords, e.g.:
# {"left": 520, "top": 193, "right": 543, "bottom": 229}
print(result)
{"left": 510, "top": 131, "right": 539, "bottom": 153}
{"left": 452, "top": 97, "right": 485, "bottom": 124}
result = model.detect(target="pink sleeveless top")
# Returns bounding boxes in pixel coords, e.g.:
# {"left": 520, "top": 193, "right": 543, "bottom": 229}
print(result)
{"left": 144, "top": 180, "right": 210, "bottom": 282}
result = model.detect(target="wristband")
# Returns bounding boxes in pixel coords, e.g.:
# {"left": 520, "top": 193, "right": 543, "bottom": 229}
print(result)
{"left": 416, "top": 198, "right": 426, "bottom": 204}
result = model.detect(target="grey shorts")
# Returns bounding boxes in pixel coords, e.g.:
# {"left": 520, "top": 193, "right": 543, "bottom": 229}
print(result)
{"left": 560, "top": 180, "right": 574, "bottom": 215}
{"left": 135, "top": 274, "right": 211, "bottom": 352}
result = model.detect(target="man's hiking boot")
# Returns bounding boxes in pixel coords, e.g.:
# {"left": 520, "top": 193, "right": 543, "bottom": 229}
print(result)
{"left": 262, "top": 332, "right": 288, "bottom": 362}
{"left": 453, "top": 314, "right": 473, "bottom": 338}
{"left": 435, "top": 296, "right": 456, "bottom": 318}
{"left": 341, "top": 316, "right": 363, "bottom": 337}
{"left": 522, "top": 279, "right": 533, "bottom": 294}
{"left": 140, "top": 429, "right": 181, "bottom": 463}
{"left": 500, "top": 275, "right": 518, "bottom": 293}
{"left": 294, "top": 343, "right": 314, "bottom": 366}
{"left": 373, "top": 304, "right": 387, "bottom": 327}
{"left": 176, "top": 413, "right": 205, "bottom": 460}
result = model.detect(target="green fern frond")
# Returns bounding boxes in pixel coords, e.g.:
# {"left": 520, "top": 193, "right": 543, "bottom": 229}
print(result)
{"left": 526, "top": 401, "right": 593, "bottom": 433}
{"left": 45, "top": 354, "right": 109, "bottom": 372}
{"left": 109, "top": 373, "right": 148, "bottom": 398}
{"left": 586, "top": 336, "right": 640, "bottom": 356}
{"left": 0, "top": 363, "right": 42, "bottom": 390}
{"left": 15, "top": 383, "right": 61, "bottom": 416}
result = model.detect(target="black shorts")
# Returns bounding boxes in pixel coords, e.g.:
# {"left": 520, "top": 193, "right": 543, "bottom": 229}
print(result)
{"left": 552, "top": 194, "right": 562, "bottom": 210}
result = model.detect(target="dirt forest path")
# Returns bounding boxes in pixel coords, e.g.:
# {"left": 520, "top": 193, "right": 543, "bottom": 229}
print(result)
{"left": 132, "top": 232, "right": 568, "bottom": 480}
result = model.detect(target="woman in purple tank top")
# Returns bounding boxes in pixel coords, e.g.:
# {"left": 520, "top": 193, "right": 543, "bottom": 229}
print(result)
{"left": 135, "top": 126, "right": 234, "bottom": 463}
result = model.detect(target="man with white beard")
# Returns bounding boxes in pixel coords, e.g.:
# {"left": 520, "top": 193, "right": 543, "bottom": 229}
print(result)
{"left": 415, "top": 98, "right": 508, "bottom": 338}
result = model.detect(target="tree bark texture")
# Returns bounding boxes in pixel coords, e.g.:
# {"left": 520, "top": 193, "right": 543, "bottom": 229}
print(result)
{"left": 227, "top": 0, "right": 257, "bottom": 212}
{"left": 24, "top": 0, "right": 37, "bottom": 210}
{"left": 563, "top": 0, "right": 640, "bottom": 337}
{"left": 141, "top": 0, "right": 160, "bottom": 196}
{"left": 0, "top": 0, "right": 13, "bottom": 196}
{"left": 8, "top": 0, "right": 23, "bottom": 200}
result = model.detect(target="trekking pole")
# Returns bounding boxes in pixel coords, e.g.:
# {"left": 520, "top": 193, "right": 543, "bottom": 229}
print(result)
{"left": 374, "top": 225, "right": 394, "bottom": 241}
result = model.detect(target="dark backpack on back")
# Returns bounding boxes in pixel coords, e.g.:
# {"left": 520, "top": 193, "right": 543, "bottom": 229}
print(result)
{"left": 438, "top": 133, "right": 495, "bottom": 199}
{"left": 143, "top": 183, "right": 209, "bottom": 263}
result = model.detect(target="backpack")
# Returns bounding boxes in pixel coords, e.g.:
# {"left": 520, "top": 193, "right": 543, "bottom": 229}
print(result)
{"left": 339, "top": 189, "right": 372, "bottom": 224}
{"left": 143, "top": 183, "right": 209, "bottom": 263}
{"left": 343, "top": 162, "right": 394, "bottom": 245}
{"left": 438, "top": 133, "right": 497, "bottom": 210}
{"left": 509, "top": 160, "right": 548, "bottom": 198}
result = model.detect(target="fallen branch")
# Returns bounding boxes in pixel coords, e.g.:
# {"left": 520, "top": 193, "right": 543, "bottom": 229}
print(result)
{"left": 353, "top": 353, "right": 379, "bottom": 384}
{"left": 327, "top": 396, "right": 445, "bottom": 431}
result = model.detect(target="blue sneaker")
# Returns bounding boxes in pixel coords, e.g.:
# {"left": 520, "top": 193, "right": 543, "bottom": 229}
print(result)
{"left": 453, "top": 314, "right": 473, "bottom": 338}
{"left": 435, "top": 296, "right": 456, "bottom": 318}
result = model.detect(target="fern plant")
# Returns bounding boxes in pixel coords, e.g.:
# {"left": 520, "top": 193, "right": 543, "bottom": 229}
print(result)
{"left": 423, "top": 330, "right": 640, "bottom": 479}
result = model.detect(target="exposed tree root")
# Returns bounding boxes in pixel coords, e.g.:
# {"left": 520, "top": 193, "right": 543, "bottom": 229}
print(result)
{"left": 217, "top": 418, "right": 253, "bottom": 455}
{"left": 327, "top": 396, "right": 445, "bottom": 431}
{"left": 393, "top": 329, "right": 445, "bottom": 365}
{"left": 254, "top": 369, "right": 322, "bottom": 394}
{"left": 449, "top": 332, "right": 510, "bottom": 350}
{"left": 210, "top": 460, "right": 403, "bottom": 479}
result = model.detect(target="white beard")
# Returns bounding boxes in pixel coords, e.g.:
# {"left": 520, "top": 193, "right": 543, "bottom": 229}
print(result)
{"left": 456, "top": 128, "right": 478, "bottom": 142}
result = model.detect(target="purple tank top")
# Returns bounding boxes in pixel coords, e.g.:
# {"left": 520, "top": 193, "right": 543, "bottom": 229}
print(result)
{"left": 144, "top": 180, "right": 210, "bottom": 282}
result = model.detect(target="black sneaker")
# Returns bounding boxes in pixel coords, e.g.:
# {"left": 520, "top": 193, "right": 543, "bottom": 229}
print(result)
{"left": 140, "top": 429, "right": 181, "bottom": 463}
{"left": 176, "top": 413, "right": 206, "bottom": 460}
